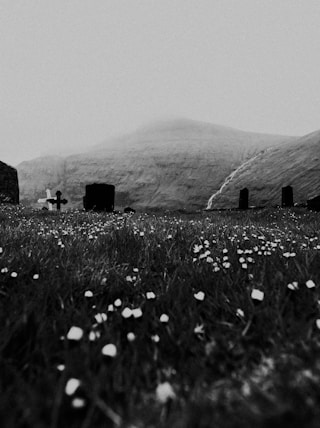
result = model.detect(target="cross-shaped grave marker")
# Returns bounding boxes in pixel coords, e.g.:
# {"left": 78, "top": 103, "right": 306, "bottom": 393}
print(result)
{"left": 37, "top": 189, "right": 54, "bottom": 211}
{"left": 47, "top": 190, "right": 68, "bottom": 211}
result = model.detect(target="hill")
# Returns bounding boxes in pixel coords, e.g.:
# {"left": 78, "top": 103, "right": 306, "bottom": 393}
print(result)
{"left": 17, "top": 118, "right": 296, "bottom": 210}
{"left": 207, "top": 129, "right": 320, "bottom": 208}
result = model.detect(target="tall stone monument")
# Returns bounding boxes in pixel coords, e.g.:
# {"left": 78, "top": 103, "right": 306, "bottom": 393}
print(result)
{"left": 0, "top": 161, "right": 19, "bottom": 204}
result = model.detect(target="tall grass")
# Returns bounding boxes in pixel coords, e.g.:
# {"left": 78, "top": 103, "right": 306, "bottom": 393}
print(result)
{"left": 0, "top": 205, "right": 320, "bottom": 427}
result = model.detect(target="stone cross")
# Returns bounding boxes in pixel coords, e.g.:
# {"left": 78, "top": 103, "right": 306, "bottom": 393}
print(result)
{"left": 37, "top": 189, "right": 54, "bottom": 211}
{"left": 47, "top": 191, "right": 68, "bottom": 211}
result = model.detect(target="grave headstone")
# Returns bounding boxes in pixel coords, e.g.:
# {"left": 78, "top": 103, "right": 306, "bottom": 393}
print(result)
{"left": 37, "top": 189, "right": 54, "bottom": 211}
{"left": 83, "top": 183, "right": 115, "bottom": 212}
{"left": 282, "top": 186, "right": 294, "bottom": 207}
{"left": 0, "top": 161, "right": 19, "bottom": 204}
{"left": 239, "top": 188, "right": 249, "bottom": 210}
{"left": 47, "top": 190, "right": 68, "bottom": 211}
{"left": 307, "top": 195, "right": 320, "bottom": 212}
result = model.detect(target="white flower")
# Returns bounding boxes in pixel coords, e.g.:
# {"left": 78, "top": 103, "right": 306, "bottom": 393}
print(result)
{"left": 94, "top": 313, "right": 107, "bottom": 323}
{"left": 194, "top": 324, "right": 205, "bottom": 334}
{"left": 193, "top": 244, "right": 203, "bottom": 254}
{"left": 121, "top": 307, "right": 132, "bottom": 319}
{"left": 156, "top": 382, "right": 176, "bottom": 403}
{"left": 66, "top": 326, "right": 84, "bottom": 341}
{"left": 306, "top": 280, "right": 316, "bottom": 289}
{"left": 107, "top": 304, "right": 114, "bottom": 312}
{"left": 114, "top": 299, "right": 122, "bottom": 307}
{"left": 160, "top": 314, "right": 169, "bottom": 323}
{"left": 89, "top": 330, "right": 101, "bottom": 341}
{"left": 194, "top": 291, "right": 205, "bottom": 301}
{"left": 127, "top": 332, "right": 136, "bottom": 342}
{"left": 151, "top": 334, "right": 160, "bottom": 343}
{"left": 146, "top": 291, "right": 156, "bottom": 300}
{"left": 11, "top": 272, "right": 18, "bottom": 278}
{"left": 33, "top": 274, "right": 39, "bottom": 280}
{"left": 287, "top": 282, "right": 299, "bottom": 291}
{"left": 236, "top": 308, "right": 245, "bottom": 318}
{"left": 65, "top": 378, "right": 81, "bottom": 395}
{"left": 72, "top": 398, "right": 86, "bottom": 408}
{"left": 101, "top": 343, "right": 117, "bottom": 357}
{"left": 84, "top": 290, "right": 93, "bottom": 298}
{"left": 57, "top": 364, "right": 65, "bottom": 371}
{"left": 126, "top": 275, "right": 133, "bottom": 282}
{"left": 132, "top": 308, "right": 143, "bottom": 318}
{"left": 316, "top": 319, "right": 320, "bottom": 330}
{"left": 251, "top": 289, "right": 264, "bottom": 302}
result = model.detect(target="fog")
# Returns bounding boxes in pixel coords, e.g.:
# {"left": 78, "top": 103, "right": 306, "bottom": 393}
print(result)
{"left": 1, "top": 0, "right": 320, "bottom": 166}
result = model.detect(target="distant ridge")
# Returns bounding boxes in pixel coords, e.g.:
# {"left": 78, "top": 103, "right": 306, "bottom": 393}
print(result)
{"left": 17, "top": 118, "right": 305, "bottom": 210}
{"left": 92, "top": 118, "right": 295, "bottom": 152}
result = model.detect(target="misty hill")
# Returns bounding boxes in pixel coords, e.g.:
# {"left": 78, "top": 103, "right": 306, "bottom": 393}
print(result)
{"left": 17, "top": 119, "right": 297, "bottom": 210}
{"left": 207, "top": 129, "right": 320, "bottom": 208}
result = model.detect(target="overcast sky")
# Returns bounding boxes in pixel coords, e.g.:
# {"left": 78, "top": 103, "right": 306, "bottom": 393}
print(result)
{"left": 1, "top": 0, "right": 320, "bottom": 166}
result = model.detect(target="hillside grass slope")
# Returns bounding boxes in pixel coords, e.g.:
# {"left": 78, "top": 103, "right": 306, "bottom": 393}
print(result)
{"left": 17, "top": 119, "right": 296, "bottom": 210}
{"left": 209, "top": 130, "right": 320, "bottom": 208}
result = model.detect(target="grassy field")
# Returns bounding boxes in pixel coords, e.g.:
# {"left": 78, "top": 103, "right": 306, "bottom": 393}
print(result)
{"left": 1, "top": 205, "right": 320, "bottom": 428}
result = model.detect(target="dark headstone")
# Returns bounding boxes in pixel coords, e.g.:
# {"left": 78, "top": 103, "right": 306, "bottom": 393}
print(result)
{"left": 239, "top": 188, "right": 249, "bottom": 210}
{"left": 83, "top": 183, "right": 115, "bottom": 212}
{"left": 282, "top": 186, "right": 294, "bottom": 207}
{"left": 0, "top": 161, "right": 19, "bottom": 204}
{"left": 307, "top": 195, "right": 320, "bottom": 212}
{"left": 124, "top": 206, "right": 136, "bottom": 214}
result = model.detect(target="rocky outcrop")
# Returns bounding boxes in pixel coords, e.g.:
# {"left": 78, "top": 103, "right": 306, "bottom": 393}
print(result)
{"left": 0, "top": 161, "right": 19, "bottom": 204}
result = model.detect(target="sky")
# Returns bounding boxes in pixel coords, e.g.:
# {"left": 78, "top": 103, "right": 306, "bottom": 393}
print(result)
{"left": 1, "top": 0, "right": 320, "bottom": 166}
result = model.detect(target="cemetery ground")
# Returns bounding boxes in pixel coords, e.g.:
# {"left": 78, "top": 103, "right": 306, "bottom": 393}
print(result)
{"left": 1, "top": 206, "right": 320, "bottom": 428}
